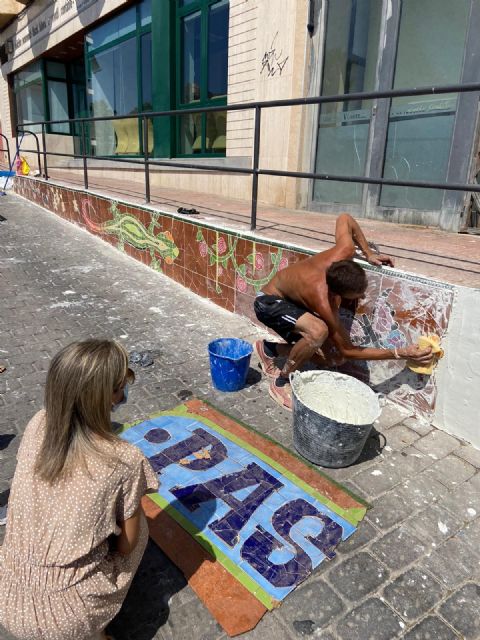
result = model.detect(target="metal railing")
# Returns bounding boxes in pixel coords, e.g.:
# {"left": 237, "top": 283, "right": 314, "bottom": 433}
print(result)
{"left": 16, "top": 80, "right": 480, "bottom": 231}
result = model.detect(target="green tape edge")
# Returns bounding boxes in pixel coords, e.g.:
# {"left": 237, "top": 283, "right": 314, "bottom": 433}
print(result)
{"left": 146, "top": 492, "right": 275, "bottom": 610}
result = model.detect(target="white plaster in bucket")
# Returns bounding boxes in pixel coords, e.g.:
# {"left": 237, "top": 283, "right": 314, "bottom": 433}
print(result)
{"left": 290, "top": 371, "right": 381, "bottom": 426}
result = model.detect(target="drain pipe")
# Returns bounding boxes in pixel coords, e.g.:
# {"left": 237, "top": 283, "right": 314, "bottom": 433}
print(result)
{"left": 307, "top": 0, "right": 316, "bottom": 36}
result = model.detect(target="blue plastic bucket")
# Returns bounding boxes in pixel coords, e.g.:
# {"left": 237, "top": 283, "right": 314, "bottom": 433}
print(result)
{"left": 208, "top": 338, "right": 253, "bottom": 392}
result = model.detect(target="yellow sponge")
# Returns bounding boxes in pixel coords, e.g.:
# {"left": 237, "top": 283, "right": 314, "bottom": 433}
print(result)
{"left": 407, "top": 335, "right": 444, "bottom": 375}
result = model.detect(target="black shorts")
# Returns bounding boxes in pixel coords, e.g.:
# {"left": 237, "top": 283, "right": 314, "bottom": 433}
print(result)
{"left": 253, "top": 293, "right": 308, "bottom": 343}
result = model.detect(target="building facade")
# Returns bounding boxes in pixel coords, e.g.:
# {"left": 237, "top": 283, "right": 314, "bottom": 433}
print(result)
{"left": 1, "top": 0, "right": 479, "bottom": 230}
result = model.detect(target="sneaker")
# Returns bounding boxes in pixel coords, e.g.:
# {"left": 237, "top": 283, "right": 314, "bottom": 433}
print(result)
{"left": 0, "top": 504, "right": 7, "bottom": 526}
{"left": 268, "top": 378, "right": 292, "bottom": 411}
{"left": 254, "top": 340, "right": 282, "bottom": 378}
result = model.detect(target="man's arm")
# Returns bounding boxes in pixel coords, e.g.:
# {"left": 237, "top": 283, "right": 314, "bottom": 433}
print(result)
{"left": 334, "top": 214, "right": 394, "bottom": 267}
{"left": 322, "top": 307, "right": 432, "bottom": 363}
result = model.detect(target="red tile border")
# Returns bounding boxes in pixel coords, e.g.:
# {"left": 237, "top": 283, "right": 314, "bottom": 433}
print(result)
{"left": 141, "top": 496, "right": 267, "bottom": 637}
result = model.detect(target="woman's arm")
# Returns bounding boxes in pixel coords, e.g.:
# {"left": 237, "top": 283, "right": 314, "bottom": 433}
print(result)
{"left": 116, "top": 506, "right": 142, "bottom": 556}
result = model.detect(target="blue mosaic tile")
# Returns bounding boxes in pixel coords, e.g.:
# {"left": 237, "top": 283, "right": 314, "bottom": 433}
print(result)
{"left": 121, "top": 414, "right": 358, "bottom": 602}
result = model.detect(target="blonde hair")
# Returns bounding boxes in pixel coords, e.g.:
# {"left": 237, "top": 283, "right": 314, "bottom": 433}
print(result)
{"left": 36, "top": 339, "right": 134, "bottom": 483}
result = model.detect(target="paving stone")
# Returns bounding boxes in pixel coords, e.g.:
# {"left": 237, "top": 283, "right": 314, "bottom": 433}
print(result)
{"left": 280, "top": 579, "right": 345, "bottom": 633}
{"left": 401, "top": 416, "right": 433, "bottom": 437}
{"left": 366, "top": 491, "right": 413, "bottom": 530}
{"left": 422, "top": 454, "right": 476, "bottom": 490}
{"left": 351, "top": 462, "right": 404, "bottom": 498}
{"left": 456, "top": 517, "right": 480, "bottom": 553}
{"left": 232, "top": 614, "right": 294, "bottom": 640}
{"left": 455, "top": 445, "right": 480, "bottom": 469}
{"left": 335, "top": 598, "right": 404, "bottom": 640}
{"left": 402, "top": 616, "right": 460, "bottom": 640}
{"left": 382, "top": 568, "right": 444, "bottom": 620}
{"left": 390, "top": 446, "right": 435, "bottom": 475}
{"left": 420, "top": 536, "right": 480, "bottom": 588}
{"left": 441, "top": 478, "right": 480, "bottom": 523}
{"left": 402, "top": 504, "right": 462, "bottom": 547}
{"left": 382, "top": 425, "right": 420, "bottom": 451}
{"left": 375, "top": 402, "right": 411, "bottom": 431}
{"left": 327, "top": 552, "right": 389, "bottom": 601}
{"left": 157, "top": 594, "right": 224, "bottom": 640}
{"left": 370, "top": 526, "right": 426, "bottom": 571}
{"left": 439, "top": 583, "right": 480, "bottom": 639}
{"left": 338, "top": 520, "right": 379, "bottom": 553}
{"left": 395, "top": 472, "right": 448, "bottom": 509}
{"left": 414, "top": 431, "right": 461, "bottom": 459}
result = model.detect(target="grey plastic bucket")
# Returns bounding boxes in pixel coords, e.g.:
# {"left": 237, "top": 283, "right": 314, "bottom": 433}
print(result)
{"left": 290, "top": 370, "right": 381, "bottom": 468}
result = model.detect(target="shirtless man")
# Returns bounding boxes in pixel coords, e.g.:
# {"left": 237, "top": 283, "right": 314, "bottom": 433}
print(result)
{"left": 254, "top": 213, "right": 433, "bottom": 409}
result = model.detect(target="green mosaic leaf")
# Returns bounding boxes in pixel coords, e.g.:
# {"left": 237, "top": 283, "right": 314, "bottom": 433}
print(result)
{"left": 237, "top": 263, "right": 247, "bottom": 276}
{"left": 196, "top": 229, "right": 204, "bottom": 241}
{"left": 246, "top": 253, "right": 255, "bottom": 265}
{"left": 209, "top": 252, "right": 216, "bottom": 266}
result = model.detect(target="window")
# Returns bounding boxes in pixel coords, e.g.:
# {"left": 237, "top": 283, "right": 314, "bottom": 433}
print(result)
{"left": 176, "top": 0, "right": 229, "bottom": 156}
{"left": 86, "top": 0, "right": 152, "bottom": 156}
{"left": 313, "top": 0, "right": 382, "bottom": 205}
{"left": 13, "top": 58, "right": 86, "bottom": 136}
{"left": 380, "top": 0, "right": 470, "bottom": 210}
{"left": 13, "top": 62, "right": 44, "bottom": 133}
{"left": 45, "top": 61, "right": 69, "bottom": 134}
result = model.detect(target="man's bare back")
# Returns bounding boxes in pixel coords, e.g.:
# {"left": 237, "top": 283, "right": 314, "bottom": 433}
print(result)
{"left": 263, "top": 252, "right": 333, "bottom": 318}
{"left": 254, "top": 213, "right": 433, "bottom": 410}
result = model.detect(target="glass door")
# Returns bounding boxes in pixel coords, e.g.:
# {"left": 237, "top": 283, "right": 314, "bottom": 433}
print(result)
{"left": 313, "top": 0, "right": 382, "bottom": 206}
{"left": 380, "top": 0, "right": 470, "bottom": 211}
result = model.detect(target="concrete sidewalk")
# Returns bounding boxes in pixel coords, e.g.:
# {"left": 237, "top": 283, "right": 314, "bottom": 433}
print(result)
{"left": 1, "top": 194, "right": 479, "bottom": 640}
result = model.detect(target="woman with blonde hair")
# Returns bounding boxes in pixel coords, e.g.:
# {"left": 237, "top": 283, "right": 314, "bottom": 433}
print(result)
{"left": 0, "top": 339, "right": 158, "bottom": 640}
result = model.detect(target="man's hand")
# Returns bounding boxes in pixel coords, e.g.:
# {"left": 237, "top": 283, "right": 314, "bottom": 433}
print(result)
{"left": 399, "top": 345, "right": 433, "bottom": 363}
{"left": 367, "top": 252, "right": 395, "bottom": 267}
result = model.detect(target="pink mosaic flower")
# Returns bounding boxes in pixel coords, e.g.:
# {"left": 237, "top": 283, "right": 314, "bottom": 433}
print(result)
{"left": 278, "top": 256, "right": 289, "bottom": 271}
{"left": 236, "top": 275, "right": 248, "bottom": 293}
{"left": 199, "top": 241, "right": 208, "bottom": 257}
{"left": 255, "top": 253, "right": 264, "bottom": 270}
{"left": 217, "top": 237, "right": 227, "bottom": 255}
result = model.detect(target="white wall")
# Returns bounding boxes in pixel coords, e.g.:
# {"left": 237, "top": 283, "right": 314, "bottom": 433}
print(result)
{"left": 434, "top": 286, "right": 480, "bottom": 448}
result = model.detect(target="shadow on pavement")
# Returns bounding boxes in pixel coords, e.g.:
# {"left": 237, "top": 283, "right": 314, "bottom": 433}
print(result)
{"left": 108, "top": 498, "right": 217, "bottom": 640}
{"left": 0, "top": 434, "right": 15, "bottom": 451}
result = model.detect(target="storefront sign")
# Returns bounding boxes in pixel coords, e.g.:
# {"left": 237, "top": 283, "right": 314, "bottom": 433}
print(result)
{"left": 10, "top": 0, "right": 101, "bottom": 59}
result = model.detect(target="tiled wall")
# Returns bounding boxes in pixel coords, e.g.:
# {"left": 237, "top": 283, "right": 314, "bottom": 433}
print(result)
{"left": 14, "top": 177, "right": 454, "bottom": 420}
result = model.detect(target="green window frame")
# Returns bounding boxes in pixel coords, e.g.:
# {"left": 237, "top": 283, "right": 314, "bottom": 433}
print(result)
{"left": 175, "top": 0, "right": 229, "bottom": 157}
{"left": 12, "top": 59, "right": 85, "bottom": 136}
{"left": 85, "top": 0, "right": 152, "bottom": 158}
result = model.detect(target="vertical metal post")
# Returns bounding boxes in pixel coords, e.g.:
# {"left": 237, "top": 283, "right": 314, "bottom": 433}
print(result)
{"left": 81, "top": 121, "right": 88, "bottom": 190}
{"left": 250, "top": 106, "right": 262, "bottom": 231}
{"left": 41, "top": 123, "right": 48, "bottom": 180}
{"left": 143, "top": 115, "right": 150, "bottom": 203}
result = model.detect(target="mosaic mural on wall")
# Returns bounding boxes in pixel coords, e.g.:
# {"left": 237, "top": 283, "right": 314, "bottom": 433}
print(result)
{"left": 195, "top": 228, "right": 288, "bottom": 295}
{"left": 14, "top": 177, "right": 454, "bottom": 419}
{"left": 340, "top": 272, "right": 454, "bottom": 418}
{"left": 80, "top": 200, "right": 179, "bottom": 271}
{"left": 120, "top": 403, "right": 364, "bottom": 607}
